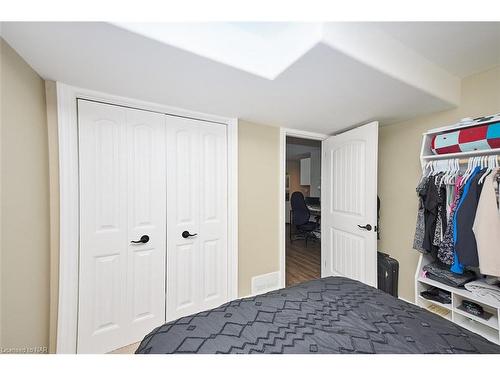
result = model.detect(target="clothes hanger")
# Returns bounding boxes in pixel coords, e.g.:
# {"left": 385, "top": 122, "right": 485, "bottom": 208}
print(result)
{"left": 450, "top": 158, "right": 458, "bottom": 183}
{"left": 453, "top": 158, "right": 460, "bottom": 183}
{"left": 440, "top": 159, "right": 452, "bottom": 187}
{"left": 422, "top": 161, "right": 429, "bottom": 177}
{"left": 438, "top": 159, "right": 450, "bottom": 185}
{"left": 461, "top": 157, "right": 473, "bottom": 186}
{"left": 463, "top": 156, "right": 480, "bottom": 186}
{"left": 481, "top": 156, "right": 487, "bottom": 169}
{"left": 433, "top": 160, "right": 444, "bottom": 185}
{"left": 447, "top": 158, "right": 459, "bottom": 185}
{"left": 442, "top": 160, "right": 449, "bottom": 185}
{"left": 479, "top": 155, "right": 497, "bottom": 184}
{"left": 422, "top": 161, "right": 432, "bottom": 179}
{"left": 430, "top": 160, "right": 437, "bottom": 176}
{"left": 478, "top": 156, "right": 489, "bottom": 184}
{"left": 445, "top": 159, "right": 452, "bottom": 185}
{"left": 436, "top": 164, "right": 444, "bottom": 185}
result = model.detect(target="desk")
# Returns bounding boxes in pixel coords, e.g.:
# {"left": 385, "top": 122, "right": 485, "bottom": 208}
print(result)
{"left": 307, "top": 205, "right": 321, "bottom": 216}
{"left": 289, "top": 205, "right": 321, "bottom": 241}
{"left": 285, "top": 204, "right": 321, "bottom": 224}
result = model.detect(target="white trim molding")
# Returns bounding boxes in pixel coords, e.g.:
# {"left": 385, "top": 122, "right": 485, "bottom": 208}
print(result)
{"left": 279, "top": 128, "right": 328, "bottom": 289}
{"left": 227, "top": 118, "right": 239, "bottom": 300}
{"left": 55, "top": 83, "right": 239, "bottom": 353}
{"left": 56, "top": 83, "right": 80, "bottom": 354}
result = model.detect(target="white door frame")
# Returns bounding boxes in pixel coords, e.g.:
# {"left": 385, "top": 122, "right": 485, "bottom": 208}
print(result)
{"left": 279, "top": 128, "right": 328, "bottom": 289}
{"left": 55, "top": 83, "right": 238, "bottom": 353}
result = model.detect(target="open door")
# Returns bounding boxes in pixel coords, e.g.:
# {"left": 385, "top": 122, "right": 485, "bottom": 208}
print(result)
{"left": 322, "top": 121, "right": 378, "bottom": 287}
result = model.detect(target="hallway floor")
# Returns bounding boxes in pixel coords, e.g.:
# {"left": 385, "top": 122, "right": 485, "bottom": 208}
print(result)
{"left": 286, "top": 224, "right": 321, "bottom": 287}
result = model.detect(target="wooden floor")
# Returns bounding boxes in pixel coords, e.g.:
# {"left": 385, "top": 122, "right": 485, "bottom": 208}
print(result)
{"left": 109, "top": 341, "right": 140, "bottom": 354}
{"left": 286, "top": 224, "right": 321, "bottom": 287}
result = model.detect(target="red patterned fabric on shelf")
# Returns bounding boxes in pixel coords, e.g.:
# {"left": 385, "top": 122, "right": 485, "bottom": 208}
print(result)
{"left": 431, "top": 121, "right": 500, "bottom": 155}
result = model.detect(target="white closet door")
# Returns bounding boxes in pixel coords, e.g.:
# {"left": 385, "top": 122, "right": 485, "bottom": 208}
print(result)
{"left": 166, "top": 117, "right": 200, "bottom": 320}
{"left": 322, "top": 121, "right": 378, "bottom": 287}
{"left": 78, "top": 100, "right": 166, "bottom": 353}
{"left": 166, "top": 116, "right": 228, "bottom": 321}
{"left": 198, "top": 123, "right": 228, "bottom": 311}
{"left": 125, "top": 108, "right": 167, "bottom": 342}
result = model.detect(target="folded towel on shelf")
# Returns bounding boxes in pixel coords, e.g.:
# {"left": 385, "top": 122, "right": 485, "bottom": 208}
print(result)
{"left": 464, "top": 278, "right": 500, "bottom": 305}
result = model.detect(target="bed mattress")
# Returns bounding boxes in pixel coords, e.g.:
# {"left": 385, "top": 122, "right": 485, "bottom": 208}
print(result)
{"left": 136, "top": 277, "right": 500, "bottom": 354}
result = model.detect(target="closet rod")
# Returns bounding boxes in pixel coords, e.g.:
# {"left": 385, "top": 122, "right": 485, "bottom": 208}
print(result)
{"left": 455, "top": 154, "right": 500, "bottom": 164}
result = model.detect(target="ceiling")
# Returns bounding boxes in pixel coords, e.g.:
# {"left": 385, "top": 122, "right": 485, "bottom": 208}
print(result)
{"left": 375, "top": 22, "right": 500, "bottom": 78}
{"left": 111, "top": 22, "right": 321, "bottom": 79}
{"left": 1, "top": 22, "right": 499, "bottom": 134}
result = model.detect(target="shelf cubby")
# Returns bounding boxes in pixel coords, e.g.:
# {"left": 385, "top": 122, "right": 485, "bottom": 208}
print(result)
{"left": 415, "top": 255, "right": 500, "bottom": 345}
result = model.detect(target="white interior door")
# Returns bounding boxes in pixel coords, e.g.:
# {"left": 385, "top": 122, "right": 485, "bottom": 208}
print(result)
{"left": 78, "top": 100, "right": 166, "bottom": 353}
{"left": 322, "top": 121, "right": 378, "bottom": 287}
{"left": 166, "top": 116, "right": 228, "bottom": 321}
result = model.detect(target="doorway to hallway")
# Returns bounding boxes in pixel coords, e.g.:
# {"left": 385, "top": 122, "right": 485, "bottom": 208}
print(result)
{"left": 285, "top": 136, "right": 321, "bottom": 287}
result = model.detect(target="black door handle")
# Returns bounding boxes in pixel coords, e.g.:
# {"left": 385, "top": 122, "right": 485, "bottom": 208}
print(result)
{"left": 131, "top": 235, "right": 149, "bottom": 244}
{"left": 357, "top": 224, "right": 372, "bottom": 231}
{"left": 182, "top": 231, "right": 198, "bottom": 239}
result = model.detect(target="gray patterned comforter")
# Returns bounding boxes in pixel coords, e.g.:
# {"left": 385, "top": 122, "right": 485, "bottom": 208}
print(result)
{"left": 136, "top": 277, "right": 500, "bottom": 354}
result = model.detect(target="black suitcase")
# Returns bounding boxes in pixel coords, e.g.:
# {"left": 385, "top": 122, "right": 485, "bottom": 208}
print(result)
{"left": 377, "top": 252, "right": 399, "bottom": 297}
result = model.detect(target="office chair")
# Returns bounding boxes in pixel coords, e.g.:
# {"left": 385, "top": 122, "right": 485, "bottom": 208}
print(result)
{"left": 290, "top": 191, "right": 319, "bottom": 247}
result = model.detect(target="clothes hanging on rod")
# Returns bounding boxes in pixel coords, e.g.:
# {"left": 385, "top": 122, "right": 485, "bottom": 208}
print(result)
{"left": 414, "top": 155, "right": 500, "bottom": 278}
{"left": 437, "top": 175, "right": 463, "bottom": 265}
{"left": 413, "top": 177, "right": 429, "bottom": 252}
{"left": 422, "top": 174, "right": 443, "bottom": 258}
{"left": 434, "top": 180, "right": 448, "bottom": 245}
{"left": 453, "top": 167, "right": 485, "bottom": 272}
{"left": 473, "top": 168, "right": 500, "bottom": 277}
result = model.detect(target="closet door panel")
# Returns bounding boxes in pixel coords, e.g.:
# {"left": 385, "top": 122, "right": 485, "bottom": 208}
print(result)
{"left": 175, "top": 243, "right": 197, "bottom": 309}
{"left": 126, "top": 109, "right": 166, "bottom": 341}
{"left": 166, "top": 117, "right": 200, "bottom": 320}
{"left": 130, "top": 248, "right": 154, "bottom": 319}
{"left": 78, "top": 101, "right": 167, "bottom": 353}
{"left": 166, "top": 117, "right": 228, "bottom": 321}
{"left": 201, "top": 239, "right": 222, "bottom": 301}
{"left": 199, "top": 124, "right": 228, "bottom": 308}
{"left": 78, "top": 100, "right": 128, "bottom": 353}
{"left": 175, "top": 129, "right": 197, "bottom": 226}
{"left": 93, "top": 254, "right": 121, "bottom": 332}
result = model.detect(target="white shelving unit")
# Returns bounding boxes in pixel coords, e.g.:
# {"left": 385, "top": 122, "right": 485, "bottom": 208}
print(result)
{"left": 415, "top": 115, "right": 500, "bottom": 345}
{"left": 416, "top": 255, "right": 500, "bottom": 344}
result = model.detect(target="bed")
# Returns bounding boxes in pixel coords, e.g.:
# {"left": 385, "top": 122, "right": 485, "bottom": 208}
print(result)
{"left": 135, "top": 277, "right": 500, "bottom": 354}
